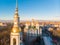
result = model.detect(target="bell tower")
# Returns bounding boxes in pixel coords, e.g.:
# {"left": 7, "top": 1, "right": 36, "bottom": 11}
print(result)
{"left": 10, "top": 0, "right": 21, "bottom": 45}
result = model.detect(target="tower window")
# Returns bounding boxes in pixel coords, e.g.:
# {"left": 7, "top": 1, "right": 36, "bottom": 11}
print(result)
{"left": 13, "top": 38, "right": 16, "bottom": 45}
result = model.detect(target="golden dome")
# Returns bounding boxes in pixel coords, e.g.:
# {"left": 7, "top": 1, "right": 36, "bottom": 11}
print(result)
{"left": 11, "top": 27, "right": 21, "bottom": 33}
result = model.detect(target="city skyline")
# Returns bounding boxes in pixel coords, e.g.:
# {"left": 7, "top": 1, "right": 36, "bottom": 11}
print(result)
{"left": 0, "top": 0, "right": 60, "bottom": 21}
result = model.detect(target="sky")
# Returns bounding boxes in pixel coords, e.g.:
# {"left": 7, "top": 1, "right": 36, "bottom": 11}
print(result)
{"left": 0, "top": 0, "right": 60, "bottom": 21}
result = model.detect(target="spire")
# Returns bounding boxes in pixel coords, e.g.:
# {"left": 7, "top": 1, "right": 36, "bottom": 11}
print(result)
{"left": 11, "top": 0, "right": 21, "bottom": 33}
{"left": 16, "top": 0, "right": 18, "bottom": 8}
{"left": 15, "top": 0, "right": 18, "bottom": 15}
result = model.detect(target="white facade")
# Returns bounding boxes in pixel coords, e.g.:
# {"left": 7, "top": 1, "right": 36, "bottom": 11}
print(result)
{"left": 25, "top": 23, "right": 29, "bottom": 29}
{"left": 10, "top": 33, "right": 20, "bottom": 45}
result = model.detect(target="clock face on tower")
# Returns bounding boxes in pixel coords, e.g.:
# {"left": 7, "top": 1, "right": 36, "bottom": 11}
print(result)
{"left": 15, "top": 22, "right": 17, "bottom": 25}
{"left": 14, "top": 17, "right": 19, "bottom": 25}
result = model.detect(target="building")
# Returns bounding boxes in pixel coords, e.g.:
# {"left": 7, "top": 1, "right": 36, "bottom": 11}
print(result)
{"left": 0, "top": 22, "right": 7, "bottom": 26}
{"left": 10, "top": 0, "right": 24, "bottom": 45}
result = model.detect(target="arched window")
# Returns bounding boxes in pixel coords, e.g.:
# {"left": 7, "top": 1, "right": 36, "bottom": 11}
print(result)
{"left": 13, "top": 38, "right": 16, "bottom": 45}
